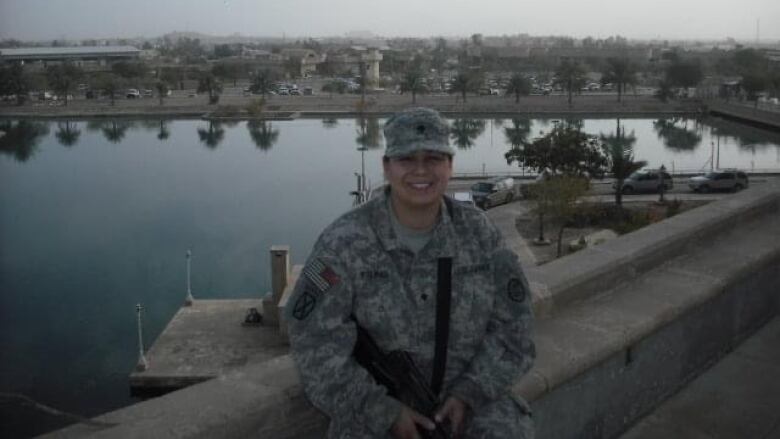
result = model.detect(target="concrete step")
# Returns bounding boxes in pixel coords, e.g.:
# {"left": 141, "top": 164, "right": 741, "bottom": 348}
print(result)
{"left": 619, "top": 316, "right": 780, "bottom": 439}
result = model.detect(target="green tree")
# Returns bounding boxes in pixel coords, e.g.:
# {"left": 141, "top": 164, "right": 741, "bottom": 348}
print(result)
{"left": 602, "top": 57, "right": 637, "bottom": 102}
{"left": 250, "top": 69, "right": 278, "bottom": 99}
{"left": 161, "top": 67, "right": 185, "bottom": 90}
{"left": 247, "top": 119, "right": 280, "bottom": 151}
{"left": 741, "top": 73, "right": 768, "bottom": 107}
{"left": 505, "top": 73, "right": 531, "bottom": 103}
{"left": 400, "top": 68, "right": 427, "bottom": 104}
{"left": 665, "top": 59, "right": 703, "bottom": 92}
{"left": 0, "top": 64, "right": 29, "bottom": 105}
{"left": 155, "top": 81, "right": 169, "bottom": 105}
{"left": 450, "top": 118, "right": 486, "bottom": 149}
{"left": 97, "top": 73, "right": 122, "bottom": 106}
{"left": 448, "top": 71, "right": 476, "bottom": 103}
{"left": 212, "top": 62, "right": 241, "bottom": 86}
{"left": 554, "top": 59, "right": 586, "bottom": 106}
{"left": 601, "top": 119, "right": 646, "bottom": 207}
{"left": 506, "top": 124, "right": 608, "bottom": 179}
{"left": 197, "top": 121, "right": 224, "bottom": 148}
{"left": 654, "top": 79, "right": 674, "bottom": 102}
{"left": 197, "top": 74, "right": 223, "bottom": 104}
{"left": 111, "top": 61, "right": 148, "bottom": 84}
{"left": 46, "top": 63, "right": 82, "bottom": 106}
{"left": 538, "top": 176, "right": 589, "bottom": 257}
{"left": 322, "top": 80, "right": 347, "bottom": 97}
{"left": 55, "top": 120, "right": 81, "bottom": 147}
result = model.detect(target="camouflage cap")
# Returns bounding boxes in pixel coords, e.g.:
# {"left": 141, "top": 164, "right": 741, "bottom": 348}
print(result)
{"left": 383, "top": 107, "right": 454, "bottom": 158}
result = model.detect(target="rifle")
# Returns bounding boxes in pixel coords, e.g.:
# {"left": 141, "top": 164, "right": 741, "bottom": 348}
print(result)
{"left": 353, "top": 325, "right": 452, "bottom": 439}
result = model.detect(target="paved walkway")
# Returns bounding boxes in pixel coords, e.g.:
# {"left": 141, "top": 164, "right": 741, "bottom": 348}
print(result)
{"left": 619, "top": 316, "right": 780, "bottom": 439}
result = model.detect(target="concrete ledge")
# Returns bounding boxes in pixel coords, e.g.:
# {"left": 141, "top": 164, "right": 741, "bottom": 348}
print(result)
{"left": 529, "top": 182, "right": 779, "bottom": 317}
{"left": 42, "top": 356, "right": 327, "bottom": 439}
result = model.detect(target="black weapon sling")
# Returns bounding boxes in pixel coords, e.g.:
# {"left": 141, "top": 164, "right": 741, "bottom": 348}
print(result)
{"left": 431, "top": 257, "right": 453, "bottom": 397}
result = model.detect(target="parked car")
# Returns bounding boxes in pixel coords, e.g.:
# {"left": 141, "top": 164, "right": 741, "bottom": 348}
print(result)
{"left": 277, "top": 87, "right": 289, "bottom": 95}
{"left": 289, "top": 88, "right": 301, "bottom": 95}
{"left": 688, "top": 169, "right": 749, "bottom": 193}
{"left": 126, "top": 89, "right": 141, "bottom": 99}
{"left": 470, "top": 177, "right": 516, "bottom": 209}
{"left": 614, "top": 169, "right": 673, "bottom": 194}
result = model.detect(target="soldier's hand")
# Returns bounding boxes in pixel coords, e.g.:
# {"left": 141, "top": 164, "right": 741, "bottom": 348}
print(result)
{"left": 391, "top": 405, "right": 436, "bottom": 439}
{"left": 435, "top": 396, "right": 468, "bottom": 437}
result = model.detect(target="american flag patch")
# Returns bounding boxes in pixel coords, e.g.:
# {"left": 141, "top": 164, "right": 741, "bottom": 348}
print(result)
{"left": 304, "top": 259, "right": 340, "bottom": 293}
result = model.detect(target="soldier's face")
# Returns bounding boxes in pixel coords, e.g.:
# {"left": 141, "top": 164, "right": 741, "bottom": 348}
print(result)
{"left": 383, "top": 151, "right": 453, "bottom": 210}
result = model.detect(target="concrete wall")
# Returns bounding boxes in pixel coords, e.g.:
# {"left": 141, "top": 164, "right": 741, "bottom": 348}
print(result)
{"left": 531, "top": 258, "right": 780, "bottom": 439}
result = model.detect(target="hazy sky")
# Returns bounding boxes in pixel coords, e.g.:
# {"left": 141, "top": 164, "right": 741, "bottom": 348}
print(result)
{"left": 1, "top": 0, "right": 778, "bottom": 42}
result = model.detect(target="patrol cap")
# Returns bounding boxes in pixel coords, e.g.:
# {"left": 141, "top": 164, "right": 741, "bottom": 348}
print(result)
{"left": 383, "top": 107, "right": 455, "bottom": 158}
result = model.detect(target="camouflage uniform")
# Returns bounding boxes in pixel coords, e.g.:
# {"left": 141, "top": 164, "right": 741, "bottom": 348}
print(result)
{"left": 287, "top": 190, "right": 535, "bottom": 438}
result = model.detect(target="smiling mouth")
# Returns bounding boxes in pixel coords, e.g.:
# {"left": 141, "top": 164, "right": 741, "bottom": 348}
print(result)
{"left": 409, "top": 182, "right": 433, "bottom": 190}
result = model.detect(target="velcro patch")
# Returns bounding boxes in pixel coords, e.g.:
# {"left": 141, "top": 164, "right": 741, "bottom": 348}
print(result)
{"left": 507, "top": 278, "right": 526, "bottom": 303}
{"left": 304, "top": 259, "right": 340, "bottom": 293}
{"left": 292, "top": 285, "right": 318, "bottom": 320}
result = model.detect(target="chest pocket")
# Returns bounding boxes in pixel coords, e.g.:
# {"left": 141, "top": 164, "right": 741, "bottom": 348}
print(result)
{"left": 453, "top": 262, "right": 494, "bottom": 340}
{"left": 352, "top": 270, "right": 411, "bottom": 351}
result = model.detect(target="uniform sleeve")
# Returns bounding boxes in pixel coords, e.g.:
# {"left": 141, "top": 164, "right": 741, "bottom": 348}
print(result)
{"left": 449, "top": 228, "right": 535, "bottom": 409}
{"left": 287, "top": 242, "right": 402, "bottom": 436}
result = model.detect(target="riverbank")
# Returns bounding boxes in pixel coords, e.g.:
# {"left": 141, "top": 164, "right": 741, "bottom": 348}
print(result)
{"left": 0, "top": 93, "right": 702, "bottom": 119}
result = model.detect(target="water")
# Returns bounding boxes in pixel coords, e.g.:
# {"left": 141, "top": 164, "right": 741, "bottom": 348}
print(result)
{"left": 1, "top": 115, "right": 779, "bottom": 437}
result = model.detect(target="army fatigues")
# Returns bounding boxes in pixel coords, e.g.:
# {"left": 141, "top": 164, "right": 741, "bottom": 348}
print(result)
{"left": 287, "top": 190, "right": 535, "bottom": 438}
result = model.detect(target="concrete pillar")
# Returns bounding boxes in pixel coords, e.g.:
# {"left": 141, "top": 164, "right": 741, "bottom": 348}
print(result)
{"left": 270, "top": 245, "right": 290, "bottom": 305}
{"left": 263, "top": 245, "right": 290, "bottom": 327}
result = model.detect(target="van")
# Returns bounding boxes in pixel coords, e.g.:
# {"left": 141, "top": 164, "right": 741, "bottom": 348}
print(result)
{"left": 470, "top": 177, "right": 516, "bottom": 209}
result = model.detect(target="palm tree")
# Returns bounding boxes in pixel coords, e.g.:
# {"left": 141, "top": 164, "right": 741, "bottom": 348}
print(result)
{"left": 197, "top": 74, "right": 223, "bottom": 104}
{"left": 505, "top": 73, "right": 531, "bottom": 103}
{"left": 449, "top": 71, "right": 473, "bottom": 103}
{"left": 554, "top": 59, "right": 585, "bottom": 106}
{"left": 602, "top": 58, "right": 637, "bottom": 103}
{"left": 97, "top": 73, "right": 121, "bottom": 106}
{"left": 55, "top": 121, "right": 81, "bottom": 147}
{"left": 601, "top": 119, "right": 646, "bottom": 207}
{"left": 46, "top": 63, "right": 82, "bottom": 106}
{"left": 400, "top": 68, "right": 427, "bottom": 104}
{"left": 250, "top": 69, "right": 278, "bottom": 100}
{"left": 247, "top": 119, "right": 279, "bottom": 151}
{"left": 155, "top": 81, "right": 169, "bottom": 106}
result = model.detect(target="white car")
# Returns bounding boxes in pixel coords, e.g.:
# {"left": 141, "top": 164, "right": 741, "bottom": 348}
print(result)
{"left": 126, "top": 89, "right": 141, "bottom": 99}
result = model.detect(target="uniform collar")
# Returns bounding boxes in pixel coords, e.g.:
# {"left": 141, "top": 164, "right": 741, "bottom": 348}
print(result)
{"left": 371, "top": 187, "right": 456, "bottom": 258}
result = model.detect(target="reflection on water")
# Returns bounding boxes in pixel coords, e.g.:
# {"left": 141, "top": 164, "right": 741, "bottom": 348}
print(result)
{"left": 87, "top": 120, "right": 136, "bottom": 144}
{"left": 322, "top": 117, "right": 339, "bottom": 129}
{"left": 355, "top": 116, "right": 382, "bottom": 149}
{"left": 55, "top": 121, "right": 81, "bottom": 147}
{"left": 450, "top": 118, "right": 486, "bottom": 149}
{"left": 653, "top": 118, "right": 703, "bottom": 151}
{"left": 504, "top": 118, "right": 532, "bottom": 147}
{"left": 197, "top": 120, "right": 225, "bottom": 149}
{"left": 0, "top": 120, "right": 50, "bottom": 161}
{"left": 247, "top": 119, "right": 280, "bottom": 151}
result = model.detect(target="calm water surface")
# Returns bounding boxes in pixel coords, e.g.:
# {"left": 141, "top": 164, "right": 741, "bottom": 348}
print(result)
{"left": 1, "top": 115, "right": 779, "bottom": 437}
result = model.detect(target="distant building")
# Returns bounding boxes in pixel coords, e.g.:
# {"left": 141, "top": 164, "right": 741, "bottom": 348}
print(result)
{"left": 0, "top": 46, "right": 141, "bottom": 70}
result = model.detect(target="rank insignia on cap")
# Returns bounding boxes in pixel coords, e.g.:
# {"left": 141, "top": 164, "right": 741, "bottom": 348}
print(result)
{"left": 303, "top": 259, "right": 340, "bottom": 293}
